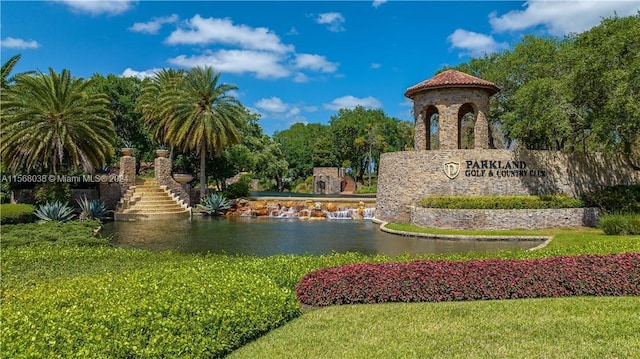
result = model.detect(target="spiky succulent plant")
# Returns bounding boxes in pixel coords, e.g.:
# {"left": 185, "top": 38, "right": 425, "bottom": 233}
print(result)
{"left": 34, "top": 201, "right": 76, "bottom": 222}
{"left": 77, "top": 196, "right": 110, "bottom": 221}
{"left": 198, "top": 193, "right": 230, "bottom": 216}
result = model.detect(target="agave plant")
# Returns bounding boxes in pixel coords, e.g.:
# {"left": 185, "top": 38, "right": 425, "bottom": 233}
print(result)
{"left": 198, "top": 193, "right": 230, "bottom": 216}
{"left": 77, "top": 196, "right": 110, "bottom": 221}
{"left": 34, "top": 201, "right": 75, "bottom": 222}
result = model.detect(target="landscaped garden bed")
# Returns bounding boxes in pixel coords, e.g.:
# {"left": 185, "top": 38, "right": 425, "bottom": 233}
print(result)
{"left": 295, "top": 254, "right": 640, "bottom": 307}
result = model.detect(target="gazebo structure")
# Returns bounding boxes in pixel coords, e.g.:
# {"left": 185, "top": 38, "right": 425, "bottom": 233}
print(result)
{"left": 404, "top": 69, "right": 499, "bottom": 151}
{"left": 374, "top": 70, "right": 639, "bottom": 226}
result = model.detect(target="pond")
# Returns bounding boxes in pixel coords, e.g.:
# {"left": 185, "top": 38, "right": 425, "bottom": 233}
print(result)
{"left": 102, "top": 216, "right": 542, "bottom": 257}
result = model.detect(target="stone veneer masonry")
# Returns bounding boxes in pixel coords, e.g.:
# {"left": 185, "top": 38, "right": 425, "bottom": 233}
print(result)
{"left": 154, "top": 156, "right": 191, "bottom": 206}
{"left": 413, "top": 87, "right": 491, "bottom": 150}
{"left": 409, "top": 207, "right": 599, "bottom": 230}
{"left": 375, "top": 149, "right": 640, "bottom": 223}
{"left": 313, "top": 167, "right": 344, "bottom": 194}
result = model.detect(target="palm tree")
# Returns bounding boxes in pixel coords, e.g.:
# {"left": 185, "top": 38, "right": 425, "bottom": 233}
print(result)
{"left": 140, "top": 66, "right": 246, "bottom": 198}
{"left": 136, "top": 68, "right": 185, "bottom": 146}
{"left": 1, "top": 54, "right": 34, "bottom": 89}
{"left": 1, "top": 68, "right": 115, "bottom": 174}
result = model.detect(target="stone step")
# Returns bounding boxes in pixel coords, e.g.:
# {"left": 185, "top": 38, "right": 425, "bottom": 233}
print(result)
{"left": 123, "top": 208, "right": 189, "bottom": 214}
{"left": 129, "top": 203, "right": 183, "bottom": 210}
{"left": 130, "top": 193, "right": 173, "bottom": 199}
{"left": 114, "top": 211, "right": 190, "bottom": 221}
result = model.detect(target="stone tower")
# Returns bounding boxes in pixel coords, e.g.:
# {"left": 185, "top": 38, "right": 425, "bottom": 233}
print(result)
{"left": 404, "top": 70, "right": 499, "bottom": 151}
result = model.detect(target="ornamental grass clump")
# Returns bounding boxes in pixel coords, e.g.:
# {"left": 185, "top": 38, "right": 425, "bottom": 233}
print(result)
{"left": 295, "top": 253, "right": 640, "bottom": 307}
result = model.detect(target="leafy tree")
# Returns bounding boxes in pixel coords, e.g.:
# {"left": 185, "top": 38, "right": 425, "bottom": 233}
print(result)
{"left": 274, "top": 123, "right": 332, "bottom": 180}
{"left": 569, "top": 13, "right": 640, "bottom": 168}
{"left": 447, "top": 13, "right": 640, "bottom": 167}
{"left": 88, "top": 74, "right": 152, "bottom": 161}
{"left": 329, "top": 106, "right": 409, "bottom": 182}
{"left": 138, "top": 67, "right": 246, "bottom": 198}
{"left": 1, "top": 68, "right": 115, "bottom": 174}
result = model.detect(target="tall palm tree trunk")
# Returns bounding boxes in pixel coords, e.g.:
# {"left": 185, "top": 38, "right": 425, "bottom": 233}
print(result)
{"left": 200, "top": 142, "right": 207, "bottom": 199}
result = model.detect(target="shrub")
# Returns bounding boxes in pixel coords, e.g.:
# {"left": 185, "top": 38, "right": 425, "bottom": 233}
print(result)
{"left": 598, "top": 213, "right": 640, "bottom": 235}
{"left": 221, "top": 176, "right": 251, "bottom": 199}
{"left": 34, "top": 182, "right": 70, "bottom": 204}
{"left": 199, "top": 193, "right": 231, "bottom": 215}
{"left": 419, "top": 195, "right": 585, "bottom": 209}
{"left": 77, "top": 196, "right": 110, "bottom": 221}
{"left": 582, "top": 184, "right": 640, "bottom": 214}
{"left": 0, "top": 203, "right": 35, "bottom": 224}
{"left": 296, "top": 254, "right": 640, "bottom": 307}
{"left": 34, "top": 201, "right": 76, "bottom": 222}
{"left": 1, "top": 219, "right": 106, "bottom": 247}
{"left": 354, "top": 185, "right": 377, "bottom": 194}
{"left": 1, "top": 251, "right": 300, "bottom": 358}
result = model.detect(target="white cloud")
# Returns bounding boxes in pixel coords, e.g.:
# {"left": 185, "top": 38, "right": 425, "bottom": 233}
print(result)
{"left": 370, "top": 63, "right": 381, "bottom": 69}
{"left": 166, "top": 15, "right": 294, "bottom": 53}
{"left": 448, "top": 29, "right": 508, "bottom": 57}
{"left": 287, "top": 27, "right": 299, "bottom": 36}
{"left": 316, "top": 12, "right": 346, "bottom": 32}
{"left": 129, "top": 14, "right": 178, "bottom": 34}
{"left": 293, "top": 72, "right": 310, "bottom": 83}
{"left": 168, "top": 50, "right": 290, "bottom": 79}
{"left": 489, "top": 0, "right": 640, "bottom": 36}
{"left": 254, "top": 97, "right": 307, "bottom": 122}
{"left": 54, "top": 0, "right": 136, "bottom": 15}
{"left": 324, "top": 96, "right": 382, "bottom": 111}
{"left": 1, "top": 37, "right": 39, "bottom": 49}
{"left": 120, "top": 67, "right": 161, "bottom": 79}
{"left": 255, "top": 97, "right": 289, "bottom": 113}
{"left": 372, "top": 0, "right": 387, "bottom": 8}
{"left": 294, "top": 54, "right": 338, "bottom": 73}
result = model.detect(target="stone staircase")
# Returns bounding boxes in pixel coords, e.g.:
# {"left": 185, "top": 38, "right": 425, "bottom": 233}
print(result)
{"left": 114, "top": 179, "right": 191, "bottom": 221}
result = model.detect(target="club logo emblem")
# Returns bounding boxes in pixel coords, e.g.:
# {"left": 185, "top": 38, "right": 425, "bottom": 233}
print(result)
{"left": 443, "top": 161, "right": 460, "bottom": 179}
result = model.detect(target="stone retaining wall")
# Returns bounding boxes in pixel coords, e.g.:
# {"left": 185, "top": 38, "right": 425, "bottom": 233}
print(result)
{"left": 409, "top": 207, "right": 600, "bottom": 230}
{"left": 376, "top": 149, "right": 639, "bottom": 223}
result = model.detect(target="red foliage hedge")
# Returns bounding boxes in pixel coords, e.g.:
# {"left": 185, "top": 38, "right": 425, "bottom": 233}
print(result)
{"left": 295, "top": 253, "right": 640, "bottom": 307}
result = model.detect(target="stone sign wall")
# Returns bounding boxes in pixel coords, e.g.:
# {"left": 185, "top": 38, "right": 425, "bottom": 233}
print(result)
{"left": 375, "top": 149, "right": 640, "bottom": 223}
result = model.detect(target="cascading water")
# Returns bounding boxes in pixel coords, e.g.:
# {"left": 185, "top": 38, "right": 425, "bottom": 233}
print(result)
{"left": 363, "top": 207, "right": 376, "bottom": 219}
{"left": 325, "top": 209, "right": 357, "bottom": 219}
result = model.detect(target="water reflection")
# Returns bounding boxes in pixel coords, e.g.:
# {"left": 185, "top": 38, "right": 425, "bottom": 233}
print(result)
{"left": 102, "top": 216, "right": 541, "bottom": 257}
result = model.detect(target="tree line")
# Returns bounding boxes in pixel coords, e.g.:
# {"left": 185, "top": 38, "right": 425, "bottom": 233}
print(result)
{"left": 447, "top": 13, "right": 640, "bottom": 169}
{"left": 2, "top": 13, "right": 638, "bottom": 199}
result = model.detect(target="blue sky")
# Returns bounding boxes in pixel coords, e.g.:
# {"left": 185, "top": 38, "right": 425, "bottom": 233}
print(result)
{"left": 2, "top": 1, "right": 638, "bottom": 135}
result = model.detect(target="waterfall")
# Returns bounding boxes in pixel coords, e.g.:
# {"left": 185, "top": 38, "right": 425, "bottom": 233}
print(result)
{"left": 326, "top": 209, "right": 356, "bottom": 220}
{"left": 363, "top": 207, "right": 376, "bottom": 220}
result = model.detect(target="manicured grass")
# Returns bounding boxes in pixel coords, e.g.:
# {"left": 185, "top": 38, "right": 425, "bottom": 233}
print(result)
{"left": 229, "top": 297, "right": 640, "bottom": 359}
{"left": 1, "top": 221, "right": 638, "bottom": 357}
{"left": 0, "top": 203, "right": 35, "bottom": 224}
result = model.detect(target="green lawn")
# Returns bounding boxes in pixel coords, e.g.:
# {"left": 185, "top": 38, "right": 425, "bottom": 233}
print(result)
{"left": 229, "top": 297, "right": 640, "bottom": 359}
{"left": 1, "top": 221, "right": 638, "bottom": 357}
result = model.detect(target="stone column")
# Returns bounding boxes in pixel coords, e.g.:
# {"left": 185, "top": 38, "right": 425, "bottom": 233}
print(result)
{"left": 474, "top": 108, "right": 490, "bottom": 149}
{"left": 414, "top": 111, "right": 426, "bottom": 151}
{"left": 439, "top": 104, "right": 459, "bottom": 150}
{"left": 154, "top": 156, "right": 172, "bottom": 184}
{"left": 119, "top": 154, "right": 136, "bottom": 196}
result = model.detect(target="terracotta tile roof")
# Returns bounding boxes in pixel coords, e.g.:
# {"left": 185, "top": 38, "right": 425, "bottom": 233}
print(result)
{"left": 404, "top": 69, "right": 500, "bottom": 99}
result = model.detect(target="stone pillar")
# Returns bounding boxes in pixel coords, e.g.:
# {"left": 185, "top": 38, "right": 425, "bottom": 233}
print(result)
{"left": 414, "top": 111, "right": 426, "bottom": 151}
{"left": 119, "top": 154, "right": 136, "bottom": 195}
{"left": 154, "top": 156, "right": 172, "bottom": 184}
{"left": 439, "top": 104, "right": 459, "bottom": 150}
{"left": 474, "top": 107, "right": 490, "bottom": 149}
